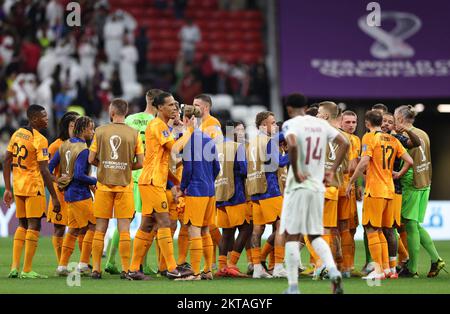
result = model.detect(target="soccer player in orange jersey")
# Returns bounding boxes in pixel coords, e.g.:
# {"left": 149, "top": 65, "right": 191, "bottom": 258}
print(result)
{"left": 127, "top": 92, "right": 194, "bottom": 280}
{"left": 47, "top": 111, "right": 80, "bottom": 264}
{"left": 3, "top": 104, "right": 61, "bottom": 279}
{"left": 346, "top": 110, "right": 413, "bottom": 280}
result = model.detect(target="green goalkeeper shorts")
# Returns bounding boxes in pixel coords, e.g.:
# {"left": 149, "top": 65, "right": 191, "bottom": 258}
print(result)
{"left": 133, "top": 182, "right": 142, "bottom": 213}
{"left": 401, "top": 187, "right": 430, "bottom": 223}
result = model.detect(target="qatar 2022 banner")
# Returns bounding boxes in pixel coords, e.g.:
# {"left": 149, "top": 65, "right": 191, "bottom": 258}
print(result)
{"left": 279, "top": 0, "right": 450, "bottom": 98}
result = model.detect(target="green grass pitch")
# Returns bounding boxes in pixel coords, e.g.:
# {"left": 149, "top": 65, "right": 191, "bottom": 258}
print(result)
{"left": 0, "top": 237, "right": 449, "bottom": 294}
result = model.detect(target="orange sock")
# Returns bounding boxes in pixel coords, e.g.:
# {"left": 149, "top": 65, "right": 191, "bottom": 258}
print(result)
{"left": 269, "top": 250, "right": 275, "bottom": 269}
{"left": 341, "top": 229, "right": 353, "bottom": 271}
{"left": 202, "top": 234, "right": 214, "bottom": 272}
{"left": 52, "top": 236, "right": 64, "bottom": 263}
{"left": 159, "top": 240, "right": 168, "bottom": 272}
{"left": 389, "top": 258, "right": 397, "bottom": 269}
{"left": 92, "top": 231, "right": 105, "bottom": 272}
{"left": 260, "top": 242, "right": 273, "bottom": 263}
{"left": 59, "top": 233, "right": 77, "bottom": 266}
{"left": 190, "top": 237, "right": 203, "bottom": 275}
{"left": 251, "top": 247, "right": 261, "bottom": 264}
{"left": 305, "top": 236, "right": 321, "bottom": 266}
{"left": 219, "top": 255, "right": 227, "bottom": 270}
{"left": 80, "top": 230, "right": 94, "bottom": 264}
{"left": 246, "top": 248, "right": 252, "bottom": 264}
{"left": 378, "top": 231, "right": 389, "bottom": 271}
{"left": 229, "top": 251, "right": 241, "bottom": 267}
{"left": 400, "top": 228, "right": 408, "bottom": 252}
{"left": 274, "top": 245, "right": 285, "bottom": 264}
{"left": 350, "top": 230, "right": 356, "bottom": 269}
{"left": 130, "top": 230, "right": 152, "bottom": 272}
{"left": 23, "top": 229, "right": 40, "bottom": 272}
{"left": 398, "top": 236, "right": 409, "bottom": 263}
{"left": 177, "top": 225, "right": 189, "bottom": 265}
{"left": 367, "top": 232, "right": 382, "bottom": 271}
{"left": 157, "top": 228, "right": 177, "bottom": 272}
{"left": 119, "top": 232, "right": 131, "bottom": 272}
{"left": 78, "top": 234, "right": 85, "bottom": 252}
{"left": 209, "top": 224, "right": 222, "bottom": 245}
{"left": 11, "top": 227, "right": 26, "bottom": 270}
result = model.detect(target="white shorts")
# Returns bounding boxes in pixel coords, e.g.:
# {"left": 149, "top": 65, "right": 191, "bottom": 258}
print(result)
{"left": 279, "top": 188, "right": 324, "bottom": 236}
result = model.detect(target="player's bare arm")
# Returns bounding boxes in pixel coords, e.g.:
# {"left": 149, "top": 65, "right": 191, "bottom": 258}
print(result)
{"left": 2, "top": 151, "right": 13, "bottom": 207}
{"left": 88, "top": 150, "right": 99, "bottom": 167}
{"left": 325, "top": 133, "right": 349, "bottom": 185}
{"left": 39, "top": 160, "right": 61, "bottom": 212}
{"left": 346, "top": 155, "right": 370, "bottom": 197}
{"left": 396, "top": 124, "right": 421, "bottom": 148}
{"left": 286, "top": 133, "right": 307, "bottom": 183}
{"left": 131, "top": 153, "right": 144, "bottom": 170}
{"left": 392, "top": 152, "right": 414, "bottom": 180}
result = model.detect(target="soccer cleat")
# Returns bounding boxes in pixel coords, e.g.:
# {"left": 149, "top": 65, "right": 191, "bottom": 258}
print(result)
{"left": 427, "top": 258, "right": 447, "bottom": 278}
{"left": 201, "top": 271, "right": 213, "bottom": 280}
{"left": 120, "top": 271, "right": 129, "bottom": 279}
{"left": 166, "top": 266, "right": 194, "bottom": 280}
{"left": 388, "top": 272, "right": 398, "bottom": 279}
{"left": 91, "top": 271, "right": 102, "bottom": 279}
{"left": 77, "top": 265, "right": 91, "bottom": 276}
{"left": 272, "top": 267, "right": 288, "bottom": 278}
{"left": 362, "top": 271, "right": 386, "bottom": 280}
{"left": 215, "top": 268, "right": 229, "bottom": 278}
{"left": 211, "top": 263, "right": 218, "bottom": 271}
{"left": 342, "top": 271, "right": 351, "bottom": 279}
{"left": 261, "top": 261, "right": 269, "bottom": 272}
{"left": 283, "top": 285, "right": 300, "bottom": 294}
{"left": 398, "top": 267, "right": 419, "bottom": 279}
{"left": 20, "top": 271, "right": 48, "bottom": 279}
{"left": 331, "top": 275, "right": 344, "bottom": 294}
{"left": 300, "top": 265, "right": 315, "bottom": 276}
{"left": 8, "top": 269, "right": 19, "bottom": 278}
{"left": 126, "top": 271, "right": 151, "bottom": 281}
{"left": 178, "top": 262, "right": 192, "bottom": 271}
{"left": 298, "top": 265, "right": 306, "bottom": 274}
{"left": 312, "top": 265, "right": 328, "bottom": 281}
{"left": 350, "top": 269, "right": 364, "bottom": 278}
{"left": 55, "top": 267, "right": 70, "bottom": 277}
{"left": 105, "top": 263, "right": 121, "bottom": 275}
{"left": 252, "top": 266, "right": 273, "bottom": 279}
{"left": 226, "top": 266, "right": 249, "bottom": 278}
{"left": 175, "top": 274, "right": 202, "bottom": 281}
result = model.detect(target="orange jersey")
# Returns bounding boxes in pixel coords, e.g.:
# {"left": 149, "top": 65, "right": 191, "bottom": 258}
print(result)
{"left": 139, "top": 117, "right": 176, "bottom": 188}
{"left": 48, "top": 138, "right": 63, "bottom": 178}
{"left": 362, "top": 131, "right": 406, "bottom": 199}
{"left": 338, "top": 131, "right": 356, "bottom": 197}
{"left": 7, "top": 127, "right": 49, "bottom": 196}
{"left": 200, "top": 115, "right": 222, "bottom": 139}
{"left": 350, "top": 134, "right": 361, "bottom": 159}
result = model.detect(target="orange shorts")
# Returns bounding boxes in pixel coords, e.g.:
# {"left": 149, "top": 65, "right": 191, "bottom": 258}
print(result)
{"left": 67, "top": 198, "right": 96, "bottom": 229}
{"left": 15, "top": 195, "right": 46, "bottom": 219}
{"left": 140, "top": 184, "right": 169, "bottom": 217}
{"left": 217, "top": 202, "right": 252, "bottom": 228}
{"left": 183, "top": 196, "right": 216, "bottom": 227}
{"left": 337, "top": 192, "right": 356, "bottom": 221}
{"left": 392, "top": 193, "right": 402, "bottom": 227}
{"left": 362, "top": 196, "right": 391, "bottom": 228}
{"left": 349, "top": 192, "right": 359, "bottom": 230}
{"left": 47, "top": 188, "right": 68, "bottom": 225}
{"left": 252, "top": 196, "right": 283, "bottom": 226}
{"left": 166, "top": 190, "right": 180, "bottom": 221}
{"left": 177, "top": 196, "right": 186, "bottom": 221}
{"left": 93, "top": 190, "right": 134, "bottom": 219}
{"left": 323, "top": 198, "right": 338, "bottom": 228}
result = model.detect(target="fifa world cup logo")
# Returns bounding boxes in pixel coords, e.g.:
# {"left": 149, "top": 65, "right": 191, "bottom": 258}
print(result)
{"left": 328, "top": 143, "right": 337, "bottom": 161}
{"left": 110, "top": 135, "right": 122, "bottom": 160}
{"left": 65, "top": 150, "right": 72, "bottom": 174}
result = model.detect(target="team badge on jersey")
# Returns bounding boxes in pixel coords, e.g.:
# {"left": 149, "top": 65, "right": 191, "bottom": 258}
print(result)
{"left": 162, "top": 130, "right": 170, "bottom": 138}
{"left": 42, "top": 148, "right": 49, "bottom": 156}
{"left": 362, "top": 144, "right": 367, "bottom": 152}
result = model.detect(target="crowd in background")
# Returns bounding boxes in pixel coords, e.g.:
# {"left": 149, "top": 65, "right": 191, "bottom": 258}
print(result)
{"left": 0, "top": 0, "right": 269, "bottom": 167}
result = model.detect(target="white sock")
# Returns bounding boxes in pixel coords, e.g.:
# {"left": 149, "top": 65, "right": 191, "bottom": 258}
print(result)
{"left": 57, "top": 265, "right": 67, "bottom": 271}
{"left": 311, "top": 237, "right": 339, "bottom": 277}
{"left": 78, "top": 262, "right": 89, "bottom": 269}
{"left": 285, "top": 241, "right": 300, "bottom": 286}
{"left": 274, "top": 263, "right": 284, "bottom": 272}
{"left": 298, "top": 242, "right": 305, "bottom": 268}
{"left": 254, "top": 264, "right": 263, "bottom": 273}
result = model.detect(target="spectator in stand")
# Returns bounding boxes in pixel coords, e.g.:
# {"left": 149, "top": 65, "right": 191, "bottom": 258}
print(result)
{"left": 199, "top": 54, "right": 217, "bottom": 94}
{"left": 120, "top": 34, "right": 142, "bottom": 100}
{"left": 249, "top": 57, "right": 269, "bottom": 103}
{"left": 229, "top": 61, "right": 250, "bottom": 98}
{"left": 46, "top": 0, "right": 64, "bottom": 28}
{"left": 20, "top": 36, "right": 41, "bottom": 73}
{"left": 0, "top": 113, "right": 16, "bottom": 137}
{"left": 103, "top": 11, "right": 126, "bottom": 65}
{"left": 174, "top": 0, "right": 188, "bottom": 20}
{"left": 177, "top": 62, "right": 202, "bottom": 105}
{"left": 36, "top": 22, "right": 56, "bottom": 50}
{"left": 110, "top": 67, "right": 123, "bottom": 98}
{"left": 78, "top": 36, "right": 98, "bottom": 81}
{"left": 53, "top": 83, "right": 74, "bottom": 120}
{"left": 0, "top": 35, "right": 15, "bottom": 68}
{"left": 179, "top": 19, "right": 201, "bottom": 63}
{"left": 135, "top": 27, "right": 149, "bottom": 75}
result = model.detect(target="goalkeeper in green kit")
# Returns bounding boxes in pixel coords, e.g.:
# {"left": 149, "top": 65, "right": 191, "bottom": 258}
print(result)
{"left": 394, "top": 105, "right": 446, "bottom": 278}
{"left": 105, "top": 89, "right": 163, "bottom": 275}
